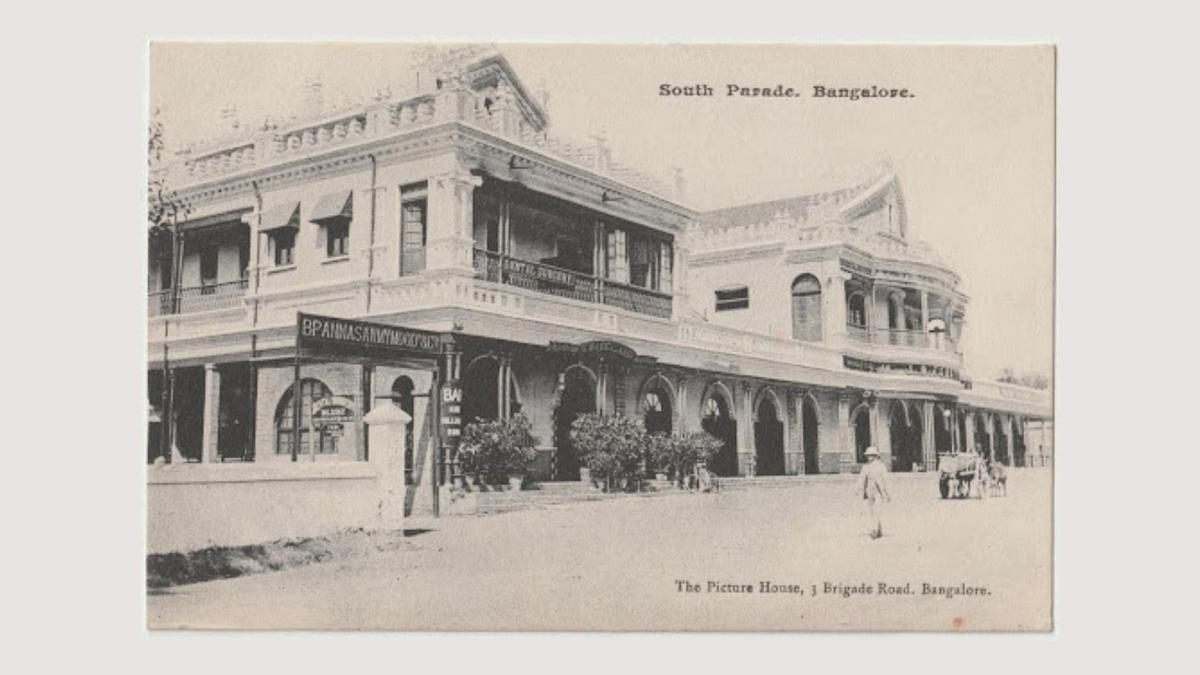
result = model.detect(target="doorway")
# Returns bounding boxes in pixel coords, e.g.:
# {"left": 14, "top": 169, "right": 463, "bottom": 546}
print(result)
{"left": 553, "top": 366, "right": 596, "bottom": 481}
{"left": 754, "top": 396, "right": 785, "bottom": 476}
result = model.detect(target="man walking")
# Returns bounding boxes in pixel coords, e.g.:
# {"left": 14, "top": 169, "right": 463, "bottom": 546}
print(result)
{"left": 859, "top": 446, "right": 891, "bottom": 539}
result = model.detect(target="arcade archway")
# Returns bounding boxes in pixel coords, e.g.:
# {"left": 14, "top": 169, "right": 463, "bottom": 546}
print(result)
{"left": 753, "top": 392, "right": 785, "bottom": 476}
{"left": 640, "top": 376, "right": 674, "bottom": 476}
{"left": 853, "top": 405, "right": 872, "bottom": 463}
{"left": 993, "top": 416, "right": 1010, "bottom": 465}
{"left": 934, "top": 404, "right": 954, "bottom": 456}
{"left": 553, "top": 365, "right": 596, "bottom": 481}
{"left": 802, "top": 394, "right": 820, "bottom": 474}
{"left": 889, "top": 402, "right": 922, "bottom": 472}
{"left": 700, "top": 384, "right": 737, "bottom": 476}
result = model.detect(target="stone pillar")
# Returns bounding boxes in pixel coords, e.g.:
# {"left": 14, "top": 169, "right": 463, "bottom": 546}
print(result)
{"left": 740, "top": 381, "right": 755, "bottom": 476}
{"left": 837, "top": 393, "right": 852, "bottom": 472}
{"left": 363, "top": 184, "right": 392, "bottom": 282}
{"left": 985, "top": 413, "right": 996, "bottom": 462}
{"left": 201, "top": 364, "right": 221, "bottom": 463}
{"left": 364, "top": 401, "right": 411, "bottom": 530}
{"left": 963, "top": 411, "right": 976, "bottom": 455}
{"left": 425, "top": 166, "right": 481, "bottom": 273}
{"left": 671, "top": 239, "right": 689, "bottom": 319}
{"left": 826, "top": 268, "right": 850, "bottom": 345}
{"left": 921, "top": 401, "right": 936, "bottom": 470}
{"left": 596, "top": 360, "right": 609, "bottom": 415}
{"left": 789, "top": 389, "right": 803, "bottom": 475}
{"left": 675, "top": 375, "right": 690, "bottom": 435}
{"left": 868, "top": 394, "right": 880, "bottom": 458}
{"left": 920, "top": 289, "right": 929, "bottom": 345}
{"left": 1004, "top": 415, "right": 1015, "bottom": 466}
{"left": 359, "top": 363, "right": 373, "bottom": 461}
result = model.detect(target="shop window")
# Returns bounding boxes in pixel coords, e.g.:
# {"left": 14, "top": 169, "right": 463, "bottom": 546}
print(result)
{"left": 715, "top": 287, "right": 749, "bottom": 311}
{"left": 271, "top": 229, "right": 296, "bottom": 267}
{"left": 275, "top": 378, "right": 338, "bottom": 455}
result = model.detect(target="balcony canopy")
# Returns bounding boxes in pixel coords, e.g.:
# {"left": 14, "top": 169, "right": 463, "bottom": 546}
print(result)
{"left": 309, "top": 190, "right": 353, "bottom": 222}
{"left": 259, "top": 202, "right": 300, "bottom": 232}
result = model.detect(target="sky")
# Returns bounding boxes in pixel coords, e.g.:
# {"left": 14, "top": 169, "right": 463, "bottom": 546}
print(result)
{"left": 150, "top": 43, "right": 1054, "bottom": 381}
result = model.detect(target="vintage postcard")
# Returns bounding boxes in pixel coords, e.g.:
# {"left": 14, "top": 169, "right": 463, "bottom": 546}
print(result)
{"left": 145, "top": 42, "right": 1054, "bottom": 631}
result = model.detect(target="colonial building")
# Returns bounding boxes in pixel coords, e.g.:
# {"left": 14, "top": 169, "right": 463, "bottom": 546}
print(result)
{"left": 147, "top": 46, "right": 1051, "bottom": 518}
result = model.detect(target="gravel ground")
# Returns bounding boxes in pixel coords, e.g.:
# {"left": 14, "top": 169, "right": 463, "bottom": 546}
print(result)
{"left": 147, "top": 469, "right": 1052, "bottom": 631}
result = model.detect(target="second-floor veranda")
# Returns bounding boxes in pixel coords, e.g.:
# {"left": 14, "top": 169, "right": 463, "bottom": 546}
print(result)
{"left": 469, "top": 179, "right": 674, "bottom": 319}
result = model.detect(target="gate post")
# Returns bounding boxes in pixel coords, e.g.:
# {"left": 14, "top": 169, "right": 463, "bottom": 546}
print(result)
{"left": 365, "top": 401, "right": 411, "bottom": 530}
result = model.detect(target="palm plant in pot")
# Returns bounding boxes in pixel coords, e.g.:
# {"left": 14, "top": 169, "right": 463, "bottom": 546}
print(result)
{"left": 460, "top": 414, "right": 539, "bottom": 491}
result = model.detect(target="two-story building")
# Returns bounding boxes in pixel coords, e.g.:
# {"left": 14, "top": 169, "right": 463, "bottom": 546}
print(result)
{"left": 147, "top": 46, "right": 1052, "bottom": 519}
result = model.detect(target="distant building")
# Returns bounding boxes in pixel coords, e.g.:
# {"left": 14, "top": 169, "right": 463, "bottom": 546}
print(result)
{"left": 147, "top": 46, "right": 1051, "bottom": 514}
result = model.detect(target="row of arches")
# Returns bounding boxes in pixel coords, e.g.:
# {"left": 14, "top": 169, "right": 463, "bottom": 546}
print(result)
{"left": 269, "top": 369, "right": 1029, "bottom": 476}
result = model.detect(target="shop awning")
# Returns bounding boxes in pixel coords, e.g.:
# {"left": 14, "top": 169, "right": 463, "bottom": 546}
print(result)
{"left": 259, "top": 202, "right": 300, "bottom": 232}
{"left": 309, "top": 190, "right": 353, "bottom": 222}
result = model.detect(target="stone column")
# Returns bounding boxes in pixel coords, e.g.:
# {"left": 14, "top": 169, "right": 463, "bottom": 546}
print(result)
{"left": 868, "top": 394, "right": 880, "bottom": 458}
{"left": 985, "top": 413, "right": 996, "bottom": 462}
{"left": 498, "top": 355, "right": 514, "bottom": 418}
{"left": 671, "top": 239, "right": 688, "bottom": 319}
{"left": 675, "top": 375, "right": 689, "bottom": 435}
{"left": 1004, "top": 415, "right": 1015, "bottom": 466}
{"left": 359, "top": 363, "right": 373, "bottom": 461}
{"left": 425, "top": 166, "right": 481, "bottom": 273}
{"left": 921, "top": 401, "right": 936, "bottom": 470}
{"left": 920, "top": 289, "right": 929, "bottom": 345}
{"left": 963, "top": 411, "right": 976, "bottom": 455}
{"left": 740, "top": 381, "right": 755, "bottom": 476}
{"left": 825, "top": 268, "right": 850, "bottom": 346}
{"left": 837, "top": 392, "right": 852, "bottom": 473}
{"left": 596, "top": 360, "right": 609, "bottom": 415}
{"left": 201, "top": 364, "right": 221, "bottom": 463}
{"left": 789, "top": 389, "right": 804, "bottom": 475}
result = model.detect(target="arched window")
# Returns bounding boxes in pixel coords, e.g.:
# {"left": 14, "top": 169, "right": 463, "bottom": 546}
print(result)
{"left": 847, "top": 292, "right": 867, "bottom": 328}
{"left": 275, "top": 378, "right": 337, "bottom": 456}
{"left": 791, "top": 274, "right": 823, "bottom": 341}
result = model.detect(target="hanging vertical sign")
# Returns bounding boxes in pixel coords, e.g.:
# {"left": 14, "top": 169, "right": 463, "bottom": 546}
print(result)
{"left": 441, "top": 380, "right": 462, "bottom": 440}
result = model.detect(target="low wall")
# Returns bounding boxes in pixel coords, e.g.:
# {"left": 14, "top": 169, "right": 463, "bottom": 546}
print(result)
{"left": 147, "top": 462, "right": 380, "bottom": 554}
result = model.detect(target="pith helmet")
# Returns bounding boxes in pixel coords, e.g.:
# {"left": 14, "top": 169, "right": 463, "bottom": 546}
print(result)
{"left": 865, "top": 446, "right": 880, "bottom": 457}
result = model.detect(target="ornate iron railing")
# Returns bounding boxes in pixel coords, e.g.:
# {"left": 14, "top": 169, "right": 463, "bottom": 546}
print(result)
{"left": 148, "top": 278, "right": 248, "bottom": 316}
{"left": 473, "top": 248, "right": 672, "bottom": 318}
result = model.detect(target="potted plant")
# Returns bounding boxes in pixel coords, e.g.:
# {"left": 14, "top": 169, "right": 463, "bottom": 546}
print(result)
{"left": 646, "top": 432, "right": 675, "bottom": 484}
{"left": 569, "top": 414, "right": 646, "bottom": 492}
{"left": 460, "top": 414, "right": 539, "bottom": 491}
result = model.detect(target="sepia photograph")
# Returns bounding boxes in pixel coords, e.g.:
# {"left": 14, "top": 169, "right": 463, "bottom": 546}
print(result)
{"left": 143, "top": 42, "right": 1055, "bottom": 631}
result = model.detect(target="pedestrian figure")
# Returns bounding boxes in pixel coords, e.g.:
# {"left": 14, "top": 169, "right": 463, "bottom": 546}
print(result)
{"left": 859, "top": 446, "right": 891, "bottom": 539}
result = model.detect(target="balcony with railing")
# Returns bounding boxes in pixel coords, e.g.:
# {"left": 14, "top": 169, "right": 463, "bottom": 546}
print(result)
{"left": 148, "top": 279, "right": 249, "bottom": 317}
{"left": 846, "top": 323, "right": 958, "bottom": 353}
{"left": 473, "top": 248, "right": 672, "bottom": 319}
